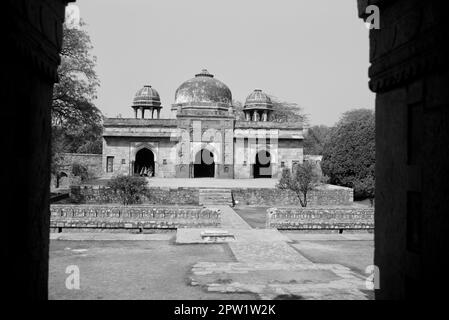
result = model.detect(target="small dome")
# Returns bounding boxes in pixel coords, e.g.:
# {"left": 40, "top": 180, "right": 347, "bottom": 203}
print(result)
{"left": 132, "top": 85, "right": 161, "bottom": 109}
{"left": 173, "top": 69, "right": 232, "bottom": 108}
{"left": 244, "top": 89, "right": 273, "bottom": 110}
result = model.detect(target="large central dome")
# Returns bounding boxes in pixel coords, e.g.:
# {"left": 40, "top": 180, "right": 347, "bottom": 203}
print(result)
{"left": 172, "top": 69, "right": 232, "bottom": 110}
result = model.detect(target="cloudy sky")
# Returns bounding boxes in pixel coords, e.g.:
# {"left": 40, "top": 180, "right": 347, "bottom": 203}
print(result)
{"left": 74, "top": 0, "right": 374, "bottom": 126}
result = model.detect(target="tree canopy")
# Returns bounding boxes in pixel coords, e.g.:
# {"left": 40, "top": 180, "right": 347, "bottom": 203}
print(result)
{"left": 321, "top": 109, "right": 375, "bottom": 200}
{"left": 303, "top": 125, "right": 332, "bottom": 155}
{"left": 233, "top": 95, "right": 308, "bottom": 125}
{"left": 52, "top": 21, "right": 102, "bottom": 174}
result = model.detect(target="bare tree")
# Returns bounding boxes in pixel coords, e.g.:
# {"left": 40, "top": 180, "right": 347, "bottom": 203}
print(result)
{"left": 277, "top": 162, "right": 320, "bottom": 207}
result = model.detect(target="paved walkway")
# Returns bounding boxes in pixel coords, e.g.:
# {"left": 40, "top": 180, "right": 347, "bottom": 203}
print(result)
{"left": 50, "top": 232, "right": 174, "bottom": 241}
{"left": 178, "top": 206, "right": 370, "bottom": 299}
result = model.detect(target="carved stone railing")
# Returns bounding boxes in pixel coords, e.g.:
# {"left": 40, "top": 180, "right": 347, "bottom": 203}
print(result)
{"left": 266, "top": 207, "right": 374, "bottom": 230}
{"left": 50, "top": 204, "right": 221, "bottom": 230}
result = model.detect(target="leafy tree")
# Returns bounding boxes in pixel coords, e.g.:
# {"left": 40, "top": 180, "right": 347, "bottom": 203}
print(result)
{"left": 71, "top": 163, "right": 91, "bottom": 182}
{"left": 107, "top": 175, "right": 148, "bottom": 205}
{"left": 321, "top": 108, "right": 375, "bottom": 201}
{"left": 303, "top": 125, "right": 332, "bottom": 155}
{"left": 270, "top": 95, "right": 308, "bottom": 125}
{"left": 277, "top": 162, "right": 320, "bottom": 207}
{"left": 52, "top": 20, "right": 103, "bottom": 173}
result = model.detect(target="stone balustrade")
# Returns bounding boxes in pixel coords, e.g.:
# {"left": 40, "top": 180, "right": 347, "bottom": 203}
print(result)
{"left": 266, "top": 207, "right": 374, "bottom": 230}
{"left": 50, "top": 204, "right": 221, "bottom": 231}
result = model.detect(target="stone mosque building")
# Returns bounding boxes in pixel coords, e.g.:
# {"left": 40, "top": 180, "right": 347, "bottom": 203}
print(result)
{"left": 102, "top": 69, "right": 304, "bottom": 179}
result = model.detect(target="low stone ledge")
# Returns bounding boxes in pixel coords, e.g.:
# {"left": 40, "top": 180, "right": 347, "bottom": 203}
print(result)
{"left": 50, "top": 204, "right": 221, "bottom": 230}
{"left": 266, "top": 207, "right": 374, "bottom": 230}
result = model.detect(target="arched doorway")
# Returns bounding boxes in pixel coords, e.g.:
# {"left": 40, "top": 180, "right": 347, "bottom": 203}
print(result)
{"left": 254, "top": 150, "right": 271, "bottom": 178}
{"left": 194, "top": 149, "right": 215, "bottom": 178}
{"left": 56, "top": 172, "right": 68, "bottom": 188}
{"left": 134, "top": 148, "right": 155, "bottom": 177}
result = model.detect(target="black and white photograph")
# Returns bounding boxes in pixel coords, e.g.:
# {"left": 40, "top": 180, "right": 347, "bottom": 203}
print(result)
{"left": 2, "top": 0, "right": 449, "bottom": 309}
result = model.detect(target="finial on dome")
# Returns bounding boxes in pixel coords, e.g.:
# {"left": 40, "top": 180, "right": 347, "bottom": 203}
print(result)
{"left": 195, "top": 69, "right": 214, "bottom": 78}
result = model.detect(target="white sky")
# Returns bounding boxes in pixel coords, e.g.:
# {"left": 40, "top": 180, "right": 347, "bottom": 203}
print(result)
{"left": 75, "top": 0, "right": 374, "bottom": 126}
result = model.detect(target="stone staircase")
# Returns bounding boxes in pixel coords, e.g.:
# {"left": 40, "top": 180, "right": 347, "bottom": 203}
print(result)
{"left": 199, "top": 188, "right": 233, "bottom": 206}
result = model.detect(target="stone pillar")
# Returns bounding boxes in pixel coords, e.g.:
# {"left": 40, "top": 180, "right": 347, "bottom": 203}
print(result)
{"left": 2, "top": 0, "right": 70, "bottom": 300}
{"left": 134, "top": 108, "right": 137, "bottom": 118}
{"left": 358, "top": 0, "right": 449, "bottom": 299}
{"left": 157, "top": 109, "right": 161, "bottom": 119}
{"left": 245, "top": 112, "right": 250, "bottom": 121}
{"left": 141, "top": 107, "right": 145, "bottom": 119}
{"left": 263, "top": 111, "right": 268, "bottom": 121}
{"left": 151, "top": 108, "right": 155, "bottom": 119}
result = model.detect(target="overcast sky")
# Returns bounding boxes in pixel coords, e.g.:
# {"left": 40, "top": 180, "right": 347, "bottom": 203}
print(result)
{"left": 75, "top": 0, "right": 374, "bottom": 126}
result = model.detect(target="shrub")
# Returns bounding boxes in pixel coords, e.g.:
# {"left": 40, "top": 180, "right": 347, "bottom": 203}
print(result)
{"left": 107, "top": 175, "right": 148, "bottom": 205}
{"left": 72, "top": 163, "right": 90, "bottom": 182}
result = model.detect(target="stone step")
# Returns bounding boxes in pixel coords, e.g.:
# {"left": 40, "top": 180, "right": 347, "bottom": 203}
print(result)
{"left": 199, "top": 196, "right": 232, "bottom": 200}
{"left": 199, "top": 191, "right": 231, "bottom": 194}
{"left": 199, "top": 188, "right": 233, "bottom": 206}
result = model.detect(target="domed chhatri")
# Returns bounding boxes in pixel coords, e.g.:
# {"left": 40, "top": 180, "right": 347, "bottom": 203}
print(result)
{"left": 172, "top": 69, "right": 232, "bottom": 114}
{"left": 243, "top": 89, "right": 273, "bottom": 121}
{"left": 132, "top": 85, "right": 162, "bottom": 119}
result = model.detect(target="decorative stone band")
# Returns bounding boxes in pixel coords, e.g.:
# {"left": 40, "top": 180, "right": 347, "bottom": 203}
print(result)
{"left": 266, "top": 207, "right": 374, "bottom": 230}
{"left": 5, "top": 0, "right": 69, "bottom": 82}
{"left": 358, "top": 0, "right": 448, "bottom": 93}
{"left": 50, "top": 204, "right": 221, "bottom": 229}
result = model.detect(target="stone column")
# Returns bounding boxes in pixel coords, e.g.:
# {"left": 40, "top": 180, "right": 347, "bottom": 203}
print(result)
{"left": 157, "top": 109, "right": 161, "bottom": 119}
{"left": 151, "top": 108, "right": 155, "bottom": 119}
{"left": 141, "top": 107, "right": 145, "bottom": 119}
{"left": 263, "top": 111, "right": 268, "bottom": 121}
{"left": 2, "top": 0, "right": 70, "bottom": 300}
{"left": 134, "top": 108, "right": 137, "bottom": 119}
{"left": 358, "top": 0, "right": 449, "bottom": 299}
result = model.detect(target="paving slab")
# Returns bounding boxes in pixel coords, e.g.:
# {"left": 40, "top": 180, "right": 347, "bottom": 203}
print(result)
{"left": 189, "top": 261, "right": 370, "bottom": 300}
{"left": 50, "top": 232, "right": 175, "bottom": 241}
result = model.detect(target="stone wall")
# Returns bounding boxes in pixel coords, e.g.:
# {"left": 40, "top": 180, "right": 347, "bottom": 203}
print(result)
{"left": 70, "top": 185, "right": 199, "bottom": 205}
{"left": 69, "top": 184, "right": 352, "bottom": 206}
{"left": 232, "top": 185, "right": 353, "bottom": 206}
{"left": 51, "top": 153, "right": 103, "bottom": 189}
{"left": 267, "top": 207, "right": 374, "bottom": 230}
{"left": 50, "top": 204, "right": 220, "bottom": 230}
{"left": 60, "top": 153, "right": 103, "bottom": 177}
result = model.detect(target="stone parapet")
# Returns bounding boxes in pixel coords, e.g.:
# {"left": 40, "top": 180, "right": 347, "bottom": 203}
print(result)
{"left": 232, "top": 185, "right": 353, "bottom": 207}
{"left": 266, "top": 207, "right": 374, "bottom": 230}
{"left": 68, "top": 184, "right": 353, "bottom": 207}
{"left": 50, "top": 204, "right": 221, "bottom": 230}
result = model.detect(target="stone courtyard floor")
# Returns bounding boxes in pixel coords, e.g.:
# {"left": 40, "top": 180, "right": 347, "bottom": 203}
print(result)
{"left": 49, "top": 206, "right": 374, "bottom": 300}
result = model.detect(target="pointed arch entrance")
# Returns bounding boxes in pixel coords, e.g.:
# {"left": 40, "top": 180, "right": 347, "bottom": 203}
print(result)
{"left": 254, "top": 150, "right": 272, "bottom": 178}
{"left": 134, "top": 148, "right": 155, "bottom": 177}
{"left": 194, "top": 149, "right": 215, "bottom": 178}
